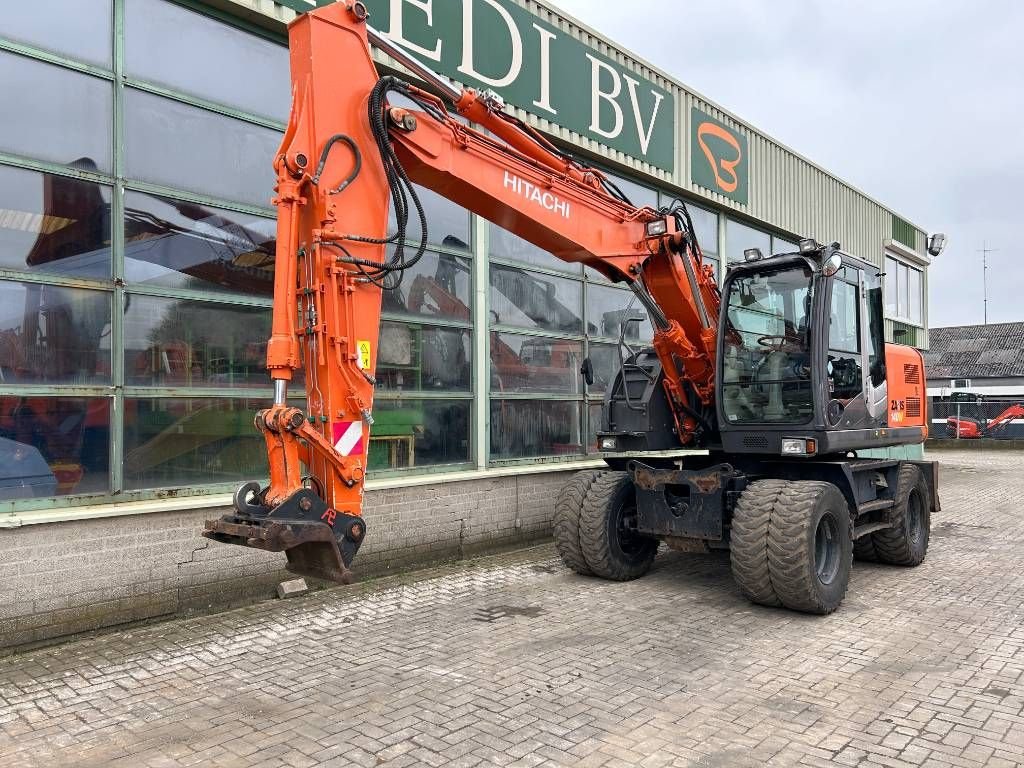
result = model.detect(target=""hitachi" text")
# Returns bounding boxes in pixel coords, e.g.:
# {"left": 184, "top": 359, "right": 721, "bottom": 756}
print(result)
{"left": 503, "top": 172, "right": 571, "bottom": 219}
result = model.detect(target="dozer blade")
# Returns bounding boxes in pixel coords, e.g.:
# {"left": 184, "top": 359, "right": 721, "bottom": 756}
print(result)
{"left": 202, "top": 485, "right": 366, "bottom": 584}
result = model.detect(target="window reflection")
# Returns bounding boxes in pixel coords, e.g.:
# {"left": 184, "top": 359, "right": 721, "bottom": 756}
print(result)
{"left": 586, "top": 283, "right": 652, "bottom": 341}
{"left": 726, "top": 218, "right": 771, "bottom": 263}
{"left": 124, "top": 191, "right": 275, "bottom": 295}
{"left": 490, "top": 334, "right": 582, "bottom": 395}
{"left": 587, "top": 342, "right": 622, "bottom": 395}
{"left": 0, "top": 281, "right": 111, "bottom": 385}
{"left": 388, "top": 185, "right": 470, "bottom": 250}
{"left": 377, "top": 322, "right": 471, "bottom": 392}
{"left": 489, "top": 263, "right": 582, "bottom": 334}
{"left": 0, "top": 51, "right": 113, "bottom": 172}
{"left": 489, "top": 224, "right": 580, "bottom": 274}
{"left": 125, "top": 0, "right": 289, "bottom": 121}
{"left": 124, "top": 295, "right": 272, "bottom": 388}
{"left": 4, "top": 1, "right": 113, "bottom": 67}
{"left": 0, "top": 397, "right": 109, "bottom": 498}
{"left": 124, "top": 88, "right": 280, "bottom": 208}
{"left": 490, "top": 400, "right": 582, "bottom": 459}
{"left": 0, "top": 165, "right": 111, "bottom": 279}
{"left": 124, "top": 397, "right": 266, "bottom": 489}
{"left": 369, "top": 399, "right": 470, "bottom": 470}
{"left": 380, "top": 250, "right": 472, "bottom": 321}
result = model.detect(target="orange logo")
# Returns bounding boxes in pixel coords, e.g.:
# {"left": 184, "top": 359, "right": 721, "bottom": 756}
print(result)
{"left": 696, "top": 122, "right": 742, "bottom": 193}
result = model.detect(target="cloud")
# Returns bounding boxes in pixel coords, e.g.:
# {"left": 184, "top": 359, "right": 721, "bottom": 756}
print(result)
{"left": 553, "top": 0, "right": 1024, "bottom": 327}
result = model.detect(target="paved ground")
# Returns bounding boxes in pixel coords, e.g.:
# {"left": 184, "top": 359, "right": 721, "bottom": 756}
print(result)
{"left": 1, "top": 450, "right": 1023, "bottom": 768}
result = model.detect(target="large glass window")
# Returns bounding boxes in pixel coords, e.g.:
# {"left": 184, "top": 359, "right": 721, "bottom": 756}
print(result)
{"left": 124, "top": 88, "right": 281, "bottom": 207}
{"left": 725, "top": 218, "right": 771, "bottom": 264}
{"left": 2, "top": 2, "right": 113, "bottom": 67}
{"left": 0, "top": 166, "right": 112, "bottom": 279}
{"left": 0, "top": 281, "right": 111, "bottom": 385}
{"left": 884, "top": 254, "right": 923, "bottom": 324}
{"left": 490, "top": 224, "right": 580, "bottom": 274}
{"left": 124, "top": 296, "right": 271, "bottom": 389}
{"left": 721, "top": 264, "right": 814, "bottom": 424}
{"left": 586, "top": 283, "right": 652, "bottom": 342}
{"left": 123, "top": 397, "right": 267, "bottom": 490}
{"left": 125, "top": 0, "right": 290, "bottom": 121}
{"left": 369, "top": 399, "right": 471, "bottom": 470}
{"left": 0, "top": 396, "right": 110, "bottom": 498}
{"left": 123, "top": 190, "right": 275, "bottom": 295}
{"left": 490, "top": 264, "right": 583, "bottom": 334}
{"left": 490, "top": 400, "right": 582, "bottom": 459}
{"left": 377, "top": 322, "right": 471, "bottom": 392}
{"left": 490, "top": 334, "right": 582, "bottom": 395}
{"left": 381, "top": 250, "right": 472, "bottom": 321}
{"left": 389, "top": 185, "right": 471, "bottom": 250}
{"left": 0, "top": 52, "right": 113, "bottom": 172}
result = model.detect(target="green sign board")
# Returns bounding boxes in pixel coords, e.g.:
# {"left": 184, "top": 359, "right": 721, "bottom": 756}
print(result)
{"left": 282, "top": 0, "right": 676, "bottom": 172}
{"left": 690, "top": 107, "right": 748, "bottom": 205}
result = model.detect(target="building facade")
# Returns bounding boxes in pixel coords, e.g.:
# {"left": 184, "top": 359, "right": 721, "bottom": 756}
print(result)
{"left": 0, "top": 0, "right": 934, "bottom": 646}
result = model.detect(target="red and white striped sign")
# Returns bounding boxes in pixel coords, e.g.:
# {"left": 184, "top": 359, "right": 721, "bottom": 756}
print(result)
{"left": 332, "top": 421, "right": 364, "bottom": 456}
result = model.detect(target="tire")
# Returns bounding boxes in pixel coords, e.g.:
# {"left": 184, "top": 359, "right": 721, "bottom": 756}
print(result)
{"left": 729, "top": 480, "right": 789, "bottom": 607}
{"left": 853, "top": 535, "right": 878, "bottom": 562}
{"left": 766, "top": 481, "right": 853, "bottom": 615}
{"left": 578, "top": 472, "right": 658, "bottom": 581}
{"left": 553, "top": 470, "right": 605, "bottom": 575}
{"left": 872, "top": 465, "right": 930, "bottom": 566}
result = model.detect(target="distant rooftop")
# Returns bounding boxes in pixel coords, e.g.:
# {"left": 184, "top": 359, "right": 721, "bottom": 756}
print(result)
{"left": 923, "top": 322, "right": 1024, "bottom": 379}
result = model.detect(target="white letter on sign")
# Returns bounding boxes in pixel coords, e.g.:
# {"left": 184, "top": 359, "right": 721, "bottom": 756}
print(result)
{"left": 458, "top": 0, "right": 523, "bottom": 88}
{"left": 624, "top": 75, "right": 665, "bottom": 155}
{"left": 386, "top": 0, "right": 442, "bottom": 62}
{"left": 531, "top": 23, "right": 557, "bottom": 116}
{"left": 585, "top": 53, "right": 623, "bottom": 140}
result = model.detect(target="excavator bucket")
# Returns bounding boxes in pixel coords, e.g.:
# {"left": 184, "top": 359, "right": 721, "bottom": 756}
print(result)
{"left": 202, "top": 484, "right": 366, "bottom": 584}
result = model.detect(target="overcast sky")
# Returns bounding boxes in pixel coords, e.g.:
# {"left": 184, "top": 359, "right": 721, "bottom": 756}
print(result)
{"left": 554, "top": 0, "right": 1024, "bottom": 328}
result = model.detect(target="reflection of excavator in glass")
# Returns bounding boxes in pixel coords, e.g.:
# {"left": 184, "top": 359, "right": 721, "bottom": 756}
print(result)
{"left": 947, "top": 402, "right": 1024, "bottom": 438}
{"left": 204, "top": 2, "right": 939, "bottom": 614}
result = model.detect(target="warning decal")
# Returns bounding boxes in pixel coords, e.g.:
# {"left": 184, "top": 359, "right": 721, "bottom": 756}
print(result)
{"left": 357, "top": 340, "right": 372, "bottom": 370}
{"left": 332, "top": 421, "right": 364, "bottom": 456}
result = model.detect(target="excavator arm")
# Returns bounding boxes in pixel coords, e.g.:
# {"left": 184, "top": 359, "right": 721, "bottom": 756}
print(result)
{"left": 203, "top": 1, "right": 720, "bottom": 583}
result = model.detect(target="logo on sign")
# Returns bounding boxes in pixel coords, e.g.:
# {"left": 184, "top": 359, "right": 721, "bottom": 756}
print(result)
{"left": 690, "top": 107, "right": 749, "bottom": 204}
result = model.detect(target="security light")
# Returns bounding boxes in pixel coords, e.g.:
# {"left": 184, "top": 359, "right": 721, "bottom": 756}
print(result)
{"left": 798, "top": 238, "right": 819, "bottom": 253}
{"left": 743, "top": 248, "right": 763, "bottom": 261}
{"left": 927, "top": 233, "right": 947, "bottom": 257}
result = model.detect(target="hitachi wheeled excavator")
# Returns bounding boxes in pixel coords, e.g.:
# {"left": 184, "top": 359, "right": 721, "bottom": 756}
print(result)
{"left": 203, "top": 1, "right": 938, "bottom": 615}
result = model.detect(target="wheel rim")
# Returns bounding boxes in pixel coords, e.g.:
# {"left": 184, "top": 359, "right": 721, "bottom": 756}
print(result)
{"left": 814, "top": 514, "right": 841, "bottom": 585}
{"left": 906, "top": 489, "right": 924, "bottom": 546}
{"left": 614, "top": 501, "right": 648, "bottom": 557}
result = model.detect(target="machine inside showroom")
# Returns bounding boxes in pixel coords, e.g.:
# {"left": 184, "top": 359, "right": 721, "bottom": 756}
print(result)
{"left": 203, "top": 1, "right": 938, "bottom": 615}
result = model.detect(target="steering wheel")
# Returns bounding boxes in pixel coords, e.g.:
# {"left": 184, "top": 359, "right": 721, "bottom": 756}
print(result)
{"left": 757, "top": 334, "right": 801, "bottom": 352}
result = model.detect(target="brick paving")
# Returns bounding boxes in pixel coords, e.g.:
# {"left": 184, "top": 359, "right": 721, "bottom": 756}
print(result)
{"left": 1, "top": 449, "right": 1023, "bottom": 768}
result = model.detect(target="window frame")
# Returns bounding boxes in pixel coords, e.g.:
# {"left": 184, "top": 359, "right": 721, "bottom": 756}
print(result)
{"left": 884, "top": 250, "right": 924, "bottom": 326}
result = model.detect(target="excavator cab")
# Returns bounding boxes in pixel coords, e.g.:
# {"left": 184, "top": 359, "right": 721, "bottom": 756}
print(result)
{"left": 599, "top": 239, "right": 927, "bottom": 458}
{"left": 715, "top": 239, "right": 927, "bottom": 455}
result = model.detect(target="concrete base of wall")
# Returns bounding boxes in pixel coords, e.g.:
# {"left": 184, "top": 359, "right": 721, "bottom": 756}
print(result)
{"left": 0, "top": 470, "right": 577, "bottom": 650}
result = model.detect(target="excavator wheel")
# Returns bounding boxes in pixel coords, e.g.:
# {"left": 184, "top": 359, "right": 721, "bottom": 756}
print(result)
{"left": 729, "top": 479, "right": 789, "bottom": 607}
{"left": 871, "top": 465, "right": 930, "bottom": 566}
{"left": 766, "top": 481, "right": 852, "bottom": 615}
{"left": 578, "top": 472, "right": 658, "bottom": 581}
{"left": 552, "top": 470, "right": 605, "bottom": 575}
{"left": 853, "top": 535, "right": 879, "bottom": 562}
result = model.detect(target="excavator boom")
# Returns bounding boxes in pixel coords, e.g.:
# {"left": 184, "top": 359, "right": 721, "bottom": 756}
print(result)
{"left": 202, "top": 1, "right": 719, "bottom": 581}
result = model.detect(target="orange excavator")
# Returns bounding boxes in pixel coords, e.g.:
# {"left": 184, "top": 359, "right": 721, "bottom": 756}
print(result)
{"left": 947, "top": 403, "right": 1024, "bottom": 439}
{"left": 204, "top": 1, "right": 939, "bottom": 614}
